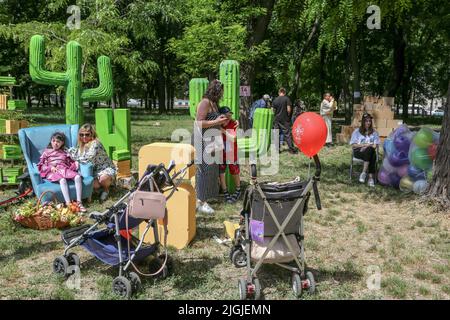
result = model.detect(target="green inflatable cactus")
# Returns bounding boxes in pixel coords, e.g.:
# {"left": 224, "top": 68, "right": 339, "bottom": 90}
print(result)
{"left": 189, "top": 78, "right": 209, "bottom": 119}
{"left": 237, "top": 108, "right": 274, "bottom": 157}
{"left": 29, "top": 35, "right": 114, "bottom": 125}
{"left": 219, "top": 60, "right": 240, "bottom": 120}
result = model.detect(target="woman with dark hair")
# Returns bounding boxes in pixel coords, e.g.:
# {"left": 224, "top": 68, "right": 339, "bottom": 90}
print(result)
{"left": 69, "top": 123, "right": 116, "bottom": 202}
{"left": 349, "top": 113, "right": 380, "bottom": 187}
{"left": 38, "top": 131, "right": 86, "bottom": 211}
{"left": 193, "top": 79, "right": 229, "bottom": 214}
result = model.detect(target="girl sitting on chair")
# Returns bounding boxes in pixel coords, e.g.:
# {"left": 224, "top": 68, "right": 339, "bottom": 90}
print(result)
{"left": 349, "top": 113, "right": 380, "bottom": 187}
{"left": 38, "top": 131, "right": 86, "bottom": 212}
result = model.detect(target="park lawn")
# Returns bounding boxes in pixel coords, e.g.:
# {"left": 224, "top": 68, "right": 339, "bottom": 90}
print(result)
{"left": 0, "top": 109, "right": 448, "bottom": 300}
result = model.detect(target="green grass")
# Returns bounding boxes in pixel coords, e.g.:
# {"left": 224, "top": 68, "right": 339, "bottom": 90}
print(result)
{"left": 0, "top": 110, "right": 448, "bottom": 300}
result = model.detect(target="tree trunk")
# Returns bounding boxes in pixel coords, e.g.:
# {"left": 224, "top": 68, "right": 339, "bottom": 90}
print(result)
{"left": 350, "top": 32, "right": 361, "bottom": 105}
{"left": 240, "top": 0, "right": 276, "bottom": 124}
{"left": 384, "top": 26, "right": 406, "bottom": 97}
{"left": 426, "top": 80, "right": 450, "bottom": 208}
{"left": 292, "top": 17, "right": 319, "bottom": 101}
{"left": 401, "top": 58, "right": 414, "bottom": 120}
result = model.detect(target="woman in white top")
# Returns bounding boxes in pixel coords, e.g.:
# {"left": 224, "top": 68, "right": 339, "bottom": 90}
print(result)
{"left": 349, "top": 113, "right": 380, "bottom": 187}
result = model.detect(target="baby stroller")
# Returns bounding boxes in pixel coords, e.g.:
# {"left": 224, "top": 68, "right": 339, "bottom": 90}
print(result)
{"left": 52, "top": 160, "right": 194, "bottom": 298}
{"left": 230, "top": 155, "right": 322, "bottom": 300}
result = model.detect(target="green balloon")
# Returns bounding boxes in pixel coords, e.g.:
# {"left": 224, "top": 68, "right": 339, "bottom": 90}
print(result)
{"left": 414, "top": 128, "right": 433, "bottom": 148}
{"left": 411, "top": 148, "right": 432, "bottom": 170}
{"left": 399, "top": 175, "right": 414, "bottom": 192}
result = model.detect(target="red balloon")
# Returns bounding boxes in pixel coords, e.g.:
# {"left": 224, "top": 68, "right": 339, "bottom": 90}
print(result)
{"left": 428, "top": 144, "right": 437, "bottom": 160}
{"left": 292, "top": 112, "right": 327, "bottom": 157}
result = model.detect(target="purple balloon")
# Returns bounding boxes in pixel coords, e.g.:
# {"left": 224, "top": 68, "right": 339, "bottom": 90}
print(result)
{"left": 397, "top": 164, "right": 409, "bottom": 177}
{"left": 388, "top": 150, "right": 410, "bottom": 167}
{"left": 393, "top": 125, "right": 409, "bottom": 138}
{"left": 378, "top": 169, "right": 391, "bottom": 186}
{"left": 407, "top": 165, "right": 426, "bottom": 181}
{"left": 389, "top": 172, "right": 401, "bottom": 188}
{"left": 393, "top": 134, "right": 411, "bottom": 152}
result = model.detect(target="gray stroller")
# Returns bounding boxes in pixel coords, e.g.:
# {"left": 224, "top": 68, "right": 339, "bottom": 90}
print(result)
{"left": 230, "top": 155, "right": 322, "bottom": 300}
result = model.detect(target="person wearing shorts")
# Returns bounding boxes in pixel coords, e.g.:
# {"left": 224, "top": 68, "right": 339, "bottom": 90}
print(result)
{"left": 218, "top": 106, "right": 241, "bottom": 203}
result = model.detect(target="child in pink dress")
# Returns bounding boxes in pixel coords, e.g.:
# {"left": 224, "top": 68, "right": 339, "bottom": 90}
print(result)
{"left": 37, "top": 132, "right": 86, "bottom": 212}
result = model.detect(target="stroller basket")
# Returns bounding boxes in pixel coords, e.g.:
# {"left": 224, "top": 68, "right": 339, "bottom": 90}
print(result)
{"left": 250, "top": 181, "right": 310, "bottom": 237}
{"left": 62, "top": 224, "right": 95, "bottom": 246}
{"left": 81, "top": 229, "right": 157, "bottom": 266}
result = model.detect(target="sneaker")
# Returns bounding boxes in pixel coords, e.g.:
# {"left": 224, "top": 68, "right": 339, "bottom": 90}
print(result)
{"left": 99, "top": 191, "right": 109, "bottom": 202}
{"left": 198, "top": 202, "right": 215, "bottom": 214}
{"left": 368, "top": 178, "right": 375, "bottom": 187}
{"left": 359, "top": 172, "right": 367, "bottom": 183}
{"left": 232, "top": 189, "right": 241, "bottom": 202}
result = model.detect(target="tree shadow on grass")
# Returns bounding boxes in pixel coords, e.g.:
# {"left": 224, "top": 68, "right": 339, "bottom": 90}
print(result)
{"left": 171, "top": 257, "right": 223, "bottom": 291}
{"left": 322, "top": 162, "right": 418, "bottom": 205}
{"left": 0, "top": 240, "right": 61, "bottom": 263}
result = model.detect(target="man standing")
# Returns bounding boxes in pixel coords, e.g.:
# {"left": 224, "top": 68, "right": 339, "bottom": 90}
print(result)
{"left": 272, "top": 88, "right": 297, "bottom": 154}
{"left": 320, "top": 93, "right": 334, "bottom": 146}
{"left": 249, "top": 94, "right": 271, "bottom": 128}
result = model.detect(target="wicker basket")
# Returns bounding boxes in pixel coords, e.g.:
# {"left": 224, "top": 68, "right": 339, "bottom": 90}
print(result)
{"left": 16, "top": 190, "right": 70, "bottom": 230}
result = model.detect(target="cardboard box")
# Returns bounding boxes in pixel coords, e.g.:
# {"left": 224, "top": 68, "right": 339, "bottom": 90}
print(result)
{"left": 341, "top": 125, "right": 355, "bottom": 137}
{"left": 19, "top": 120, "right": 29, "bottom": 129}
{"left": 336, "top": 133, "right": 350, "bottom": 144}
{"left": 0, "top": 95, "right": 7, "bottom": 110}
{"left": 386, "top": 119, "right": 403, "bottom": 128}
{"left": 373, "top": 119, "right": 387, "bottom": 128}
{"left": 382, "top": 97, "right": 395, "bottom": 106}
{"left": 373, "top": 109, "right": 394, "bottom": 120}
{"left": 5, "top": 120, "right": 20, "bottom": 134}
{"left": 114, "top": 159, "right": 131, "bottom": 177}
{"left": 377, "top": 127, "right": 394, "bottom": 137}
{"left": 353, "top": 104, "right": 364, "bottom": 111}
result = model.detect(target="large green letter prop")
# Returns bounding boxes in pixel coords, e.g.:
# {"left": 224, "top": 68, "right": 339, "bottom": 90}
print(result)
{"left": 189, "top": 78, "right": 209, "bottom": 119}
{"left": 219, "top": 60, "right": 240, "bottom": 120}
{"left": 95, "top": 108, "right": 131, "bottom": 161}
{"left": 29, "top": 35, "right": 114, "bottom": 125}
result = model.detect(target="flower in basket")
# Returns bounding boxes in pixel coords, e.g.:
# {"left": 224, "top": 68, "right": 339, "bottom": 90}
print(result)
{"left": 13, "top": 200, "right": 36, "bottom": 221}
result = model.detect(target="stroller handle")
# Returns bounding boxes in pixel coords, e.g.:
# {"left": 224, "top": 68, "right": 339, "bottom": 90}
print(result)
{"left": 312, "top": 154, "right": 322, "bottom": 210}
{"left": 312, "top": 154, "right": 321, "bottom": 179}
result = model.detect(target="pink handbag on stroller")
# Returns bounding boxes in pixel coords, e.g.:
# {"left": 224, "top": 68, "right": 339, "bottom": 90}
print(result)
{"left": 128, "top": 190, "right": 166, "bottom": 220}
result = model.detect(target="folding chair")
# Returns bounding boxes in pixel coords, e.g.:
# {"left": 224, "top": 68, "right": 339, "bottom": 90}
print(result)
{"left": 349, "top": 145, "right": 380, "bottom": 182}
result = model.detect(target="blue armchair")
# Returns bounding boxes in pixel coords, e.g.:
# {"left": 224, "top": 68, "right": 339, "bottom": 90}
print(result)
{"left": 18, "top": 124, "right": 94, "bottom": 203}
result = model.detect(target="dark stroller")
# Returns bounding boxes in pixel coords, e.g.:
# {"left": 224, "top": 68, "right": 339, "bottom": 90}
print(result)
{"left": 230, "top": 155, "right": 322, "bottom": 300}
{"left": 52, "top": 160, "right": 194, "bottom": 298}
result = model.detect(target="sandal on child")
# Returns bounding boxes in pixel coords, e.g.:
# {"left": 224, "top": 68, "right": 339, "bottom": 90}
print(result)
{"left": 77, "top": 202, "right": 87, "bottom": 213}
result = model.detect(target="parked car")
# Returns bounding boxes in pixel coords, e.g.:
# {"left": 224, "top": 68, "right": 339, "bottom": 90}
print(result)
{"left": 127, "top": 98, "right": 141, "bottom": 107}
{"left": 431, "top": 108, "right": 444, "bottom": 117}
{"left": 174, "top": 99, "right": 189, "bottom": 109}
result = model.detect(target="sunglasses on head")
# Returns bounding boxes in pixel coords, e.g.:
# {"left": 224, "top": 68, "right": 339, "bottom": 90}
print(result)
{"left": 79, "top": 133, "right": 91, "bottom": 137}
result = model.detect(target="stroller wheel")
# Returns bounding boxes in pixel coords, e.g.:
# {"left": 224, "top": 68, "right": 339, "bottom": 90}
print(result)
{"left": 128, "top": 272, "right": 142, "bottom": 293}
{"left": 292, "top": 273, "right": 303, "bottom": 298}
{"left": 112, "top": 276, "right": 132, "bottom": 299}
{"left": 238, "top": 279, "right": 248, "bottom": 300}
{"left": 53, "top": 256, "right": 69, "bottom": 277}
{"left": 231, "top": 249, "right": 247, "bottom": 268}
{"left": 306, "top": 271, "right": 316, "bottom": 294}
{"left": 66, "top": 253, "right": 80, "bottom": 267}
{"left": 253, "top": 278, "right": 262, "bottom": 300}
